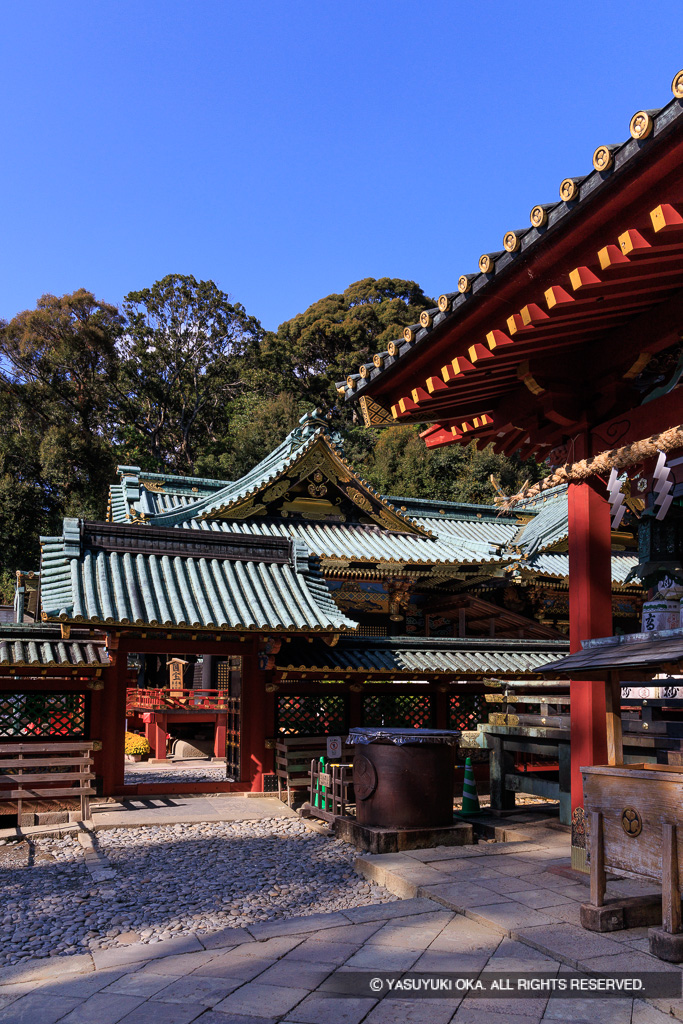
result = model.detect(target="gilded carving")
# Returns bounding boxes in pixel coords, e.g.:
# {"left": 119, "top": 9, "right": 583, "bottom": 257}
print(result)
{"left": 307, "top": 482, "right": 328, "bottom": 498}
{"left": 346, "top": 488, "right": 373, "bottom": 512}
{"left": 359, "top": 395, "right": 394, "bottom": 427}
{"left": 141, "top": 480, "right": 167, "bottom": 493}
{"left": 222, "top": 498, "right": 267, "bottom": 520}
{"left": 262, "top": 479, "right": 291, "bottom": 503}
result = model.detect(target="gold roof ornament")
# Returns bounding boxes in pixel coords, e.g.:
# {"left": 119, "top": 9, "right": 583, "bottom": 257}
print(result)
{"left": 503, "top": 230, "right": 522, "bottom": 253}
{"left": 457, "top": 275, "right": 472, "bottom": 294}
{"left": 672, "top": 69, "right": 683, "bottom": 99}
{"left": 419, "top": 310, "right": 432, "bottom": 329}
{"left": 438, "top": 294, "right": 452, "bottom": 312}
{"left": 478, "top": 253, "right": 494, "bottom": 273}
{"left": 559, "top": 177, "right": 581, "bottom": 201}
{"left": 530, "top": 205, "right": 549, "bottom": 228}
{"left": 388, "top": 340, "right": 398, "bottom": 356}
{"left": 629, "top": 110, "right": 655, "bottom": 140}
{"left": 592, "top": 144, "right": 617, "bottom": 172}
{"left": 403, "top": 326, "right": 417, "bottom": 343}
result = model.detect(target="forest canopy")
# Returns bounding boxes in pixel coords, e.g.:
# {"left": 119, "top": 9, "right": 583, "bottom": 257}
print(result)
{"left": 0, "top": 275, "right": 545, "bottom": 588}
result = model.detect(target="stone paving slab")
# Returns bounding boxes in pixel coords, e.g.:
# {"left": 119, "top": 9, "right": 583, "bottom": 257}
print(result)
{"left": 92, "top": 933, "right": 205, "bottom": 970}
{"left": 0, "top": 993, "right": 83, "bottom": 1023}
{"left": 6, "top": 818, "right": 683, "bottom": 1023}
{"left": 58, "top": 992, "right": 145, "bottom": 1023}
{"left": 213, "top": 981, "right": 310, "bottom": 1017}
{"left": 248, "top": 912, "right": 350, "bottom": 940}
{"left": 513, "top": 922, "right": 630, "bottom": 968}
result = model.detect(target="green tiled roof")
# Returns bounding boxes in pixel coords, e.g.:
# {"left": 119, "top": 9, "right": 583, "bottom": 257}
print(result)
{"left": 277, "top": 636, "right": 569, "bottom": 676}
{"left": 40, "top": 520, "right": 355, "bottom": 633}
{"left": 0, "top": 625, "right": 108, "bottom": 667}
{"left": 105, "top": 415, "right": 638, "bottom": 584}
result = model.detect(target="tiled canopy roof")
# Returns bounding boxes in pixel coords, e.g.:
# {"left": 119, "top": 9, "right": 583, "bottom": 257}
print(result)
{"left": 277, "top": 636, "right": 569, "bottom": 677}
{"left": 0, "top": 625, "right": 108, "bottom": 667}
{"left": 40, "top": 520, "right": 355, "bottom": 633}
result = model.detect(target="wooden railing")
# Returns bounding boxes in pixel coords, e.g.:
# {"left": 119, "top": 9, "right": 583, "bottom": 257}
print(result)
{"left": 126, "top": 688, "right": 234, "bottom": 713}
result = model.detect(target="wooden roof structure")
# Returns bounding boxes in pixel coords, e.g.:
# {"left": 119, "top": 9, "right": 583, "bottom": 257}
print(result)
{"left": 340, "top": 73, "right": 683, "bottom": 463}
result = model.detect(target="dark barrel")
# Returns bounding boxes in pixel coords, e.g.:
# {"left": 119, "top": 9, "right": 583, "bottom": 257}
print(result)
{"left": 350, "top": 728, "right": 459, "bottom": 830}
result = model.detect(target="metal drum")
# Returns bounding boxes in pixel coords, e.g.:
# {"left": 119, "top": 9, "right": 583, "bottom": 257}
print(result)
{"left": 349, "top": 727, "right": 460, "bottom": 829}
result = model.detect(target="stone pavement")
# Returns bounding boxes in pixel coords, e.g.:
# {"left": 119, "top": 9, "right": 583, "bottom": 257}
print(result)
{"left": 0, "top": 895, "right": 676, "bottom": 1024}
{"left": 0, "top": 796, "right": 296, "bottom": 843}
{"left": 91, "top": 796, "right": 297, "bottom": 828}
{"left": 2, "top": 815, "right": 683, "bottom": 1022}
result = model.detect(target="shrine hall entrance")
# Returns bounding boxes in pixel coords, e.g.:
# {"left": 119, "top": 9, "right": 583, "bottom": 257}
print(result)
{"left": 126, "top": 654, "right": 242, "bottom": 781}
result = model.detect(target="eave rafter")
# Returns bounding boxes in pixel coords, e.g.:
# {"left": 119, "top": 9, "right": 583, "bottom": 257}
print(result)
{"left": 387, "top": 200, "right": 683, "bottom": 449}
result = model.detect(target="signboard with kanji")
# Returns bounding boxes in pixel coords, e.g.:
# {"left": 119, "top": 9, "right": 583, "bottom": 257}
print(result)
{"left": 169, "top": 659, "right": 187, "bottom": 690}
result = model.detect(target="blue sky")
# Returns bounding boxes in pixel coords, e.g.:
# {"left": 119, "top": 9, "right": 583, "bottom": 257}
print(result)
{"left": 2, "top": 2, "right": 681, "bottom": 331}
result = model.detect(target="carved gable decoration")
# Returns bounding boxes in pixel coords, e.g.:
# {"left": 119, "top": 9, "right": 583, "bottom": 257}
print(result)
{"left": 201, "top": 435, "right": 429, "bottom": 535}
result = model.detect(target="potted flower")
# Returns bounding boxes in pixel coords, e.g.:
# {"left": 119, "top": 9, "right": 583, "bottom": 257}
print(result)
{"left": 125, "top": 732, "right": 151, "bottom": 762}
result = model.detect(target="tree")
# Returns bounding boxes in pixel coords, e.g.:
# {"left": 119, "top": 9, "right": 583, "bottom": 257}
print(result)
{"left": 347, "top": 424, "right": 546, "bottom": 503}
{"left": 264, "top": 278, "right": 436, "bottom": 409}
{"left": 195, "top": 392, "right": 309, "bottom": 481}
{"left": 0, "top": 290, "right": 122, "bottom": 571}
{"left": 116, "top": 275, "right": 264, "bottom": 474}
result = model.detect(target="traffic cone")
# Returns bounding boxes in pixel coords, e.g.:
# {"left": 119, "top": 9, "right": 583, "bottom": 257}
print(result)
{"left": 461, "top": 757, "right": 481, "bottom": 814}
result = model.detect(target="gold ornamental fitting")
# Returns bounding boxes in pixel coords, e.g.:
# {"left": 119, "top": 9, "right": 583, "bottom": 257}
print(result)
{"left": 592, "top": 145, "right": 615, "bottom": 172}
{"left": 346, "top": 375, "right": 356, "bottom": 390}
{"left": 438, "top": 294, "right": 452, "bottom": 312}
{"left": 478, "top": 253, "right": 494, "bottom": 273}
{"left": 559, "top": 177, "right": 580, "bottom": 201}
{"left": 621, "top": 808, "right": 642, "bottom": 837}
{"left": 388, "top": 340, "right": 398, "bottom": 356}
{"left": 503, "top": 230, "right": 521, "bottom": 253}
{"left": 403, "top": 326, "right": 417, "bottom": 343}
{"left": 530, "top": 205, "right": 548, "bottom": 228}
{"left": 672, "top": 69, "right": 683, "bottom": 99}
{"left": 419, "top": 310, "right": 432, "bottom": 329}
{"left": 372, "top": 353, "right": 383, "bottom": 368}
{"left": 629, "top": 110, "right": 654, "bottom": 140}
{"left": 457, "top": 275, "right": 471, "bottom": 294}
{"left": 359, "top": 364, "right": 369, "bottom": 379}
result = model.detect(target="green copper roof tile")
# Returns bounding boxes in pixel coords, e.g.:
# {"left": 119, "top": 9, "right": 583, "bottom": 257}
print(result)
{"left": 40, "top": 520, "right": 355, "bottom": 633}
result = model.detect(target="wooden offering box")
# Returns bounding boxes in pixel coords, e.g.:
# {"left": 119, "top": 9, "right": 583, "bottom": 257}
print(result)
{"left": 582, "top": 763, "right": 683, "bottom": 959}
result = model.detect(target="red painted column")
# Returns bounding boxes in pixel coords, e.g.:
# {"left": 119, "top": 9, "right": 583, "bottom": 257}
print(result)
{"left": 154, "top": 715, "right": 168, "bottom": 760}
{"left": 101, "top": 655, "right": 127, "bottom": 796}
{"left": 144, "top": 717, "right": 156, "bottom": 754}
{"left": 567, "top": 478, "right": 613, "bottom": 865}
{"left": 240, "top": 651, "right": 266, "bottom": 792}
{"left": 214, "top": 714, "right": 227, "bottom": 759}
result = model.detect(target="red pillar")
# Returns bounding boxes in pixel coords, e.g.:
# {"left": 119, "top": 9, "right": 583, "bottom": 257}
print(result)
{"left": 153, "top": 714, "right": 168, "bottom": 760}
{"left": 241, "top": 652, "right": 266, "bottom": 792}
{"left": 567, "top": 478, "right": 613, "bottom": 866}
{"left": 101, "top": 655, "right": 127, "bottom": 796}
{"left": 214, "top": 714, "right": 227, "bottom": 759}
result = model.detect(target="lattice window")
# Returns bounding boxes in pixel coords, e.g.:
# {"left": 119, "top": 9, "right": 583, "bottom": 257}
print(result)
{"left": 363, "top": 694, "right": 434, "bottom": 729}
{"left": 0, "top": 693, "right": 87, "bottom": 739}
{"left": 449, "top": 694, "right": 486, "bottom": 732}
{"left": 276, "top": 695, "right": 347, "bottom": 736}
{"left": 216, "top": 657, "right": 242, "bottom": 695}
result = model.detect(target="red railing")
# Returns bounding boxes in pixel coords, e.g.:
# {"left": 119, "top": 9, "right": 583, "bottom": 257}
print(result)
{"left": 126, "top": 688, "right": 233, "bottom": 713}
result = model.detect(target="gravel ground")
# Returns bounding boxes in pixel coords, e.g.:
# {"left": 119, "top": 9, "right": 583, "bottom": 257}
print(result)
{"left": 123, "top": 764, "right": 228, "bottom": 785}
{"left": 0, "top": 816, "right": 397, "bottom": 966}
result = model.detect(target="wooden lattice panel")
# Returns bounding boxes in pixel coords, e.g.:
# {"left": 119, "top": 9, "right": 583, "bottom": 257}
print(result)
{"left": 0, "top": 693, "right": 87, "bottom": 739}
{"left": 276, "top": 695, "right": 348, "bottom": 736}
{"left": 449, "top": 694, "right": 486, "bottom": 732}
{"left": 362, "top": 694, "right": 434, "bottom": 729}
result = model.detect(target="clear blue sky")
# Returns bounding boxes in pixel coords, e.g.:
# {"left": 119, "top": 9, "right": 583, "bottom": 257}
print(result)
{"left": 2, "top": 2, "right": 681, "bottom": 331}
